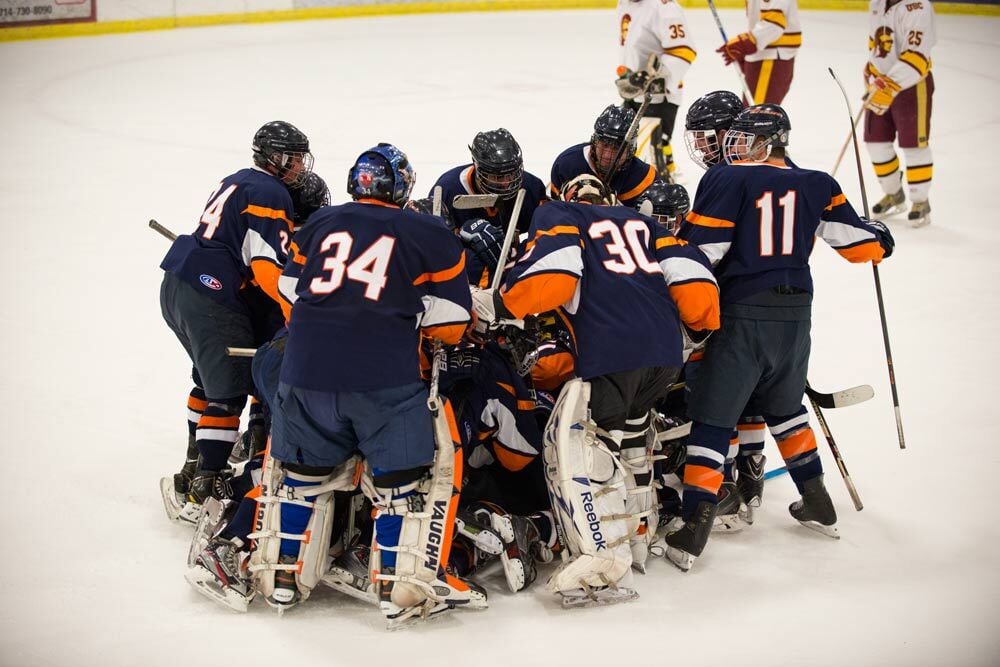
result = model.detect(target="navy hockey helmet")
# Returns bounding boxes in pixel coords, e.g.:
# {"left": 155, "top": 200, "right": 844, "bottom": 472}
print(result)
{"left": 289, "top": 171, "right": 331, "bottom": 227}
{"left": 590, "top": 104, "right": 637, "bottom": 175}
{"left": 470, "top": 128, "right": 524, "bottom": 199}
{"left": 252, "top": 121, "right": 314, "bottom": 187}
{"left": 637, "top": 180, "right": 690, "bottom": 233}
{"left": 723, "top": 104, "right": 792, "bottom": 164}
{"left": 404, "top": 196, "right": 455, "bottom": 229}
{"left": 559, "top": 174, "right": 616, "bottom": 206}
{"left": 347, "top": 143, "right": 415, "bottom": 206}
{"left": 684, "top": 91, "right": 746, "bottom": 169}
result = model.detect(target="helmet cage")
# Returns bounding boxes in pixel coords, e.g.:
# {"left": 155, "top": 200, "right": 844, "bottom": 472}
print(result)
{"left": 722, "top": 130, "right": 774, "bottom": 164}
{"left": 684, "top": 129, "right": 723, "bottom": 170}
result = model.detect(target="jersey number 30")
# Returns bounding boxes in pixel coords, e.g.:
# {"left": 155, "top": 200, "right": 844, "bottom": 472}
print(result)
{"left": 756, "top": 190, "right": 797, "bottom": 257}
{"left": 589, "top": 219, "right": 660, "bottom": 275}
{"left": 310, "top": 232, "right": 396, "bottom": 301}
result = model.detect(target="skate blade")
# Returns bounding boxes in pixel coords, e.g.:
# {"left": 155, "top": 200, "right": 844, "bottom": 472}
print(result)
{"left": 712, "top": 512, "right": 747, "bottom": 534}
{"left": 796, "top": 519, "right": 840, "bottom": 540}
{"left": 264, "top": 595, "right": 300, "bottom": 615}
{"left": 383, "top": 600, "right": 453, "bottom": 631}
{"left": 908, "top": 214, "right": 930, "bottom": 228}
{"left": 184, "top": 567, "right": 252, "bottom": 612}
{"left": 558, "top": 587, "right": 639, "bottom": 609}
{"left": 664, "top": 546, "right": 696, "bottom": 572}
{"left": 499, "top": 551, "right": 528, "bottom": 593}
{"left": 738, "top": 504, "right": 756, "bottom": 526}
{"left": 320, "top": 571, "right": 378, "bottom": 605}
{"left": 630, "top": 561, "right": 647, "bottom": 575}
{"left": 872, "top": 204, "right": 905, "bottom": 221}
{"left": 160, "top": 477, "right": 199, "bottom": 525}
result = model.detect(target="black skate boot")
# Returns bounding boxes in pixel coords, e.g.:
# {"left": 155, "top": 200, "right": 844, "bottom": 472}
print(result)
{"left": 907, "top": 200, "right": 931, "bottom": 228}
{"left": 712, "top": 481, "right": 746, "bottom": 533}
{"left": 186, "top": 470, "right": 234, "bottom": 505}
{"left": 871, "top": 187, "right": 906, "bottom": 220}
{"left": 185, "top": 536, "right": 253, "bottom": 612}
{"left": 664, "top": 501, "right": 717, "bottom": 572}
{"left": 160, "top": 436, "right": 201, "bottom": 523}
{"left": 789, "top": 475, "right": 839, "bottom": 539}
{"left": 228, "top": 423, "right": 268, "bottom": 465}
{"left": 269, "top": 554, "right": 301, "bottom": 611}
{"left": 455, "top": 507, "right": 504, "bottom": 557}
{"left": 736, "top": 453, "right": 766, "bottom": 525}
{"left": 174, "top": 435, "right": 199, "bottom": 495}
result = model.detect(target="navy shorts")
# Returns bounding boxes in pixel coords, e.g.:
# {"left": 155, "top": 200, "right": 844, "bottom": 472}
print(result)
{"left": 160, "top": 272, "right": 254, "bottom": 399}
{"left": 687, "top": 290, "right": 811, "bottom": 428}
{"left": 271, "top": 381, "right": 436, "bottom": 473}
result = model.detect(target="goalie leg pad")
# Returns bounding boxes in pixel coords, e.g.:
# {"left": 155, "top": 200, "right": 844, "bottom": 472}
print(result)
{"left": 248, "top": 456, "right": 361, "bottom": 605}
{"left": 542, "top": 380, "right": 636, "bottom": 599}
{"left": 621, "top": 418, "right": 657, "bottom": 573}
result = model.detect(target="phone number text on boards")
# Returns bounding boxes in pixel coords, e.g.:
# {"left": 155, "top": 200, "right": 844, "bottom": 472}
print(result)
{"left": 0, "top": 5, "right": 54, "bottom": 18}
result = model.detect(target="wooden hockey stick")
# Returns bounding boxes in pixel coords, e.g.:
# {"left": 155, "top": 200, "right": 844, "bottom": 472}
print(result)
{"left": 226, "top": 347, "right": 257, "bottom": 357}
{"left": 149, "top": 219, "right": 177, "bottom": 241}
{"left": 829, "top": 67, "right": 906, "bottom": 450}
{"left": 452, "top": 193, "right": 499, "bottom": 210}
{"left": 830, "top": 94, "right": 870, "bottom": 177}
{"left": 602, "top": 54, "right": 659, "bottom": 188}
{"left": 806, "top": 382, "right": 864, "bottom": 511}
{"left": 706, "top": 0, "right": 755, "bottom": 102}
{"left": 491, "top": 188, "right": 526, "bottom": 291}
{"left": 432, "top": 185, "right": 443, "bottom": 217}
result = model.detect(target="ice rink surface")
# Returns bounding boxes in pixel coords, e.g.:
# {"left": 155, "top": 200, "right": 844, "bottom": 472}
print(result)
{"left": 1, "top": 6, "right": 998, "bottom": 666}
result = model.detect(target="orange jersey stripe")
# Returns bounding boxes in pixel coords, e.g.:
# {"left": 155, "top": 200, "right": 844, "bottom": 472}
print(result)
{"left": 526, "top": 225, "right": 579, "bottom": 252}
{"left": 502, "top": 272, "right": 580, "bottom": 319}
{"left": 199, "top": 415, "right": 239, "bottom": 429}
{"left": 669, "top": 282, "right": 721, "bottom": 332}
{"left": 825, "top": 193, "right": 847, "bottom": 211}
{"left": 531, "top": 351, "right": 575, "bottom": 391}
{"left": 683, "top": 464, "right": 724, "bottom": 494}
{"left": 619, "top": 165, "right": 657, "bottom": 202}
{"left": 686, "top": 211, "right": 735, "bottom": 229}
{"left": 242, "top": 205, "right": 292, "bottom": 223}
{"left": 250, "top": 258, "right": 291, "bottom": 321}
{"left": 837, "top": 241, "right": 884, "bottom": 265}
{"left": 494, "top": 446, "right": 534, "bottom": 472}
{"left": 422, "top": 322, "right": 467, "bottom": 345}
{"left": 777, "top": 428, "right": 817, "bottom": 460}
{"left": 413, "top": 254, "right": 466, "bottom": 286}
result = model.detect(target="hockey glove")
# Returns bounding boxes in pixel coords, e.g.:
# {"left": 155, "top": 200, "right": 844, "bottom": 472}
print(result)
{"left": 863, "top": 219, "right": 895, "bottom": 259}
{"left": 717, "top": 33, "right": 757, "bottom": 66}
{"left": 615, "top": 68, "right": 649, "bottom": 100}
{"left": 864, "top": 76, "right": 901, "bottom": 116}
{"left": 459, "top": 219, "right": 504, "bottom": 272}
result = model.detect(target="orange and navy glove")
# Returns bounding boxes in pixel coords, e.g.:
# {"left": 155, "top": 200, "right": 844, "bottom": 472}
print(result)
{"left": 865, "top": 76, "right": 901, "bottom": 116}
{"left": 717, "top": 33, "right": 757, "bottom": 66}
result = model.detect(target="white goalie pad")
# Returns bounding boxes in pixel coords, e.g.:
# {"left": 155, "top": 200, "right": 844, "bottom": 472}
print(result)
{"left": 366, "top": 399, "right": 486, "bottom": 628}
{"left": 542, "top": 379, "right": 637, "bottom": 600}
{"left": 248, "top": 455, "right": 361, "bottom": 605}
{"left": 635, "top": 116, "right": 662, "bottom": 166}
{"left": 621, "top": 420, "right": 658, "bottom": 573}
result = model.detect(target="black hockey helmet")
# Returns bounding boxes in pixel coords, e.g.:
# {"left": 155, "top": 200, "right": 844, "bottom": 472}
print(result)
{"left": 637, "top": 180, "right": 689, "bottom": 233}
{"left": 723, "top": 104, "right": 791, "bottom": 163}
{"left": 685, "top": 91, "right": 745, "bottom": 132}
{"left": 590, "top": 104, "right": 637, "bottom": 174}
{"left": 684, "top": 91, "right": 746, "bottom": 170}
{"left": 289, "top": 171, "right": 330, "bottom": 227}
{"left": 252, "top": 121, "right": 314, "bottom": 187}
{"left": 559, "top": 174, "right": 616, "bottom": 206}
{"left": 469, "top": 128, "right": 524, "bottom": 199}
{"left": 405, "top": 196, "right": 455, "bottom": 229}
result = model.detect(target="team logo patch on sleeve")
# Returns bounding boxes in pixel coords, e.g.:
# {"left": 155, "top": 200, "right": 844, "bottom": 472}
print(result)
{"left": 199, "top": 274, "right": 223, "bottom": 290}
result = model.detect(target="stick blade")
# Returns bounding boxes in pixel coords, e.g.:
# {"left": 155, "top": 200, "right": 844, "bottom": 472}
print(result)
{"left": 451, "top": 194, "right": 499, "bottom": 210}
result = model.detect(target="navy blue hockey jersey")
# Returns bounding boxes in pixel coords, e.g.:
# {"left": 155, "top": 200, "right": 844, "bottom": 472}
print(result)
{"left": 278, "top": 200, "right": 472, "bottom": 392}
{"left": 549, "top": 143, "right": 656, "bottom": 207}
{"left": 160, "top": 168, "right": 294, "bottom": 316}
{"left": 500, "top": 202, "right": 719, "bottom": 380}
{"left": 432, "top": 164, "right": 548, "bottom": 234}
{"left": 677, "top": 161, "right": 886, "bottom": 304}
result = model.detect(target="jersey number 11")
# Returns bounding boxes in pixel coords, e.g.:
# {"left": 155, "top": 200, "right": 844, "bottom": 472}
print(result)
{"left": 756, "top": 190, "right": 797, "bottom": 257}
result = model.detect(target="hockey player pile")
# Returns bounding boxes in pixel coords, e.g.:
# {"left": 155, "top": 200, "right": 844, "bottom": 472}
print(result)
{"left": 155, "top": 0, "right": 932, "bottom": 629}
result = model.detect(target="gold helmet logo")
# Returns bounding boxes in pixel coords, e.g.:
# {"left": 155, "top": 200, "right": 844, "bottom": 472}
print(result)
{"left": 620, "top": 14, "right": 631, "bottom": 46}
{"left": 873, "top": 26, "right": 894, "bottom": 58}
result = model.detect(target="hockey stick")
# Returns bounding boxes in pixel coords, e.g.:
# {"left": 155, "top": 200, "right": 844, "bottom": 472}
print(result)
{"left": 226, "top": 347, "right": 257, "bottom": 357}
{"left": 452, "top": 193, "right": 499, "bottom": 210}
{"left": 491, "top": 188, "right": 526, "bottom": 291}
{"left": 830, "top": 95, "right": 870, "bottom": 177}
{"left": 805, "top": 383, "right": 874, "bottom": 410}
{"left": 432, "top": 185, "right": 443, "bottom": 218}
{"left": 149, "top": 219, "right": 177, "bottom": 241}
{"left": 601, "top": 53, "right": 660, "bottom": 188}
{"left": 829, "top": 67, "right": 906, "bottom": 450}
{"left": 706, "top": 0, "right": 755, "bottom": 102}
{"left": 806, "top": 381, "right": 864, "bottom": 511}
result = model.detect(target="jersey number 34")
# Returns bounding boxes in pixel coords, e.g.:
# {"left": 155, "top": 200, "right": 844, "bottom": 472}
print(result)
{"left": 310, "top": 232, "right": 396, "bottom": 301}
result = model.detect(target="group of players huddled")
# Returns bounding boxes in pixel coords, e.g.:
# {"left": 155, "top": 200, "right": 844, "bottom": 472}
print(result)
{"left": 155, "top": 0, "right": 916, "bottom": 628}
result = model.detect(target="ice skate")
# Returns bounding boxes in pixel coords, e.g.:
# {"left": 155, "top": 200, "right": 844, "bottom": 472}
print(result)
{"left": 556, "top": 573, "right": 640, "bottom": 609}
{"left": 907, "top": 200, "right": 931, "bottom": 228}
{"left": 664, "top": 501, "right": 717, "bottom": 572}
{"left": 265, "top": 554, "right": 301, "bottom": 614}
{"left": 712, "top": 482, "right": 747, "bottom": 533}
{"left": 490, "top": 512, "right": 539, "bottom": 593}
{"left": 789, "top": 475, "right": 839, "bottom": 539}
{"left": 321, "top": 544, "right": 377, "bottom": 605}
{"left": 871, "top": 188, "right": 906, "bottom": 220}
{"left": 185, "top": 536, "right": 254, "bottom": 612}
{"left": 455, "top": 508, "right": 505, "bottom": 556}
{"left": 736, "top": 453, "right": 765, "bottom": 525}
{"left": 159, "top": 476, "right": 200, "bottom": 525}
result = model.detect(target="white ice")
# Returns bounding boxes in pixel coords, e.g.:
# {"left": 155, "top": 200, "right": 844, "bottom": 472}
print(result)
{"left": 1, "top": 7, "right": 998, "bottom": 666}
